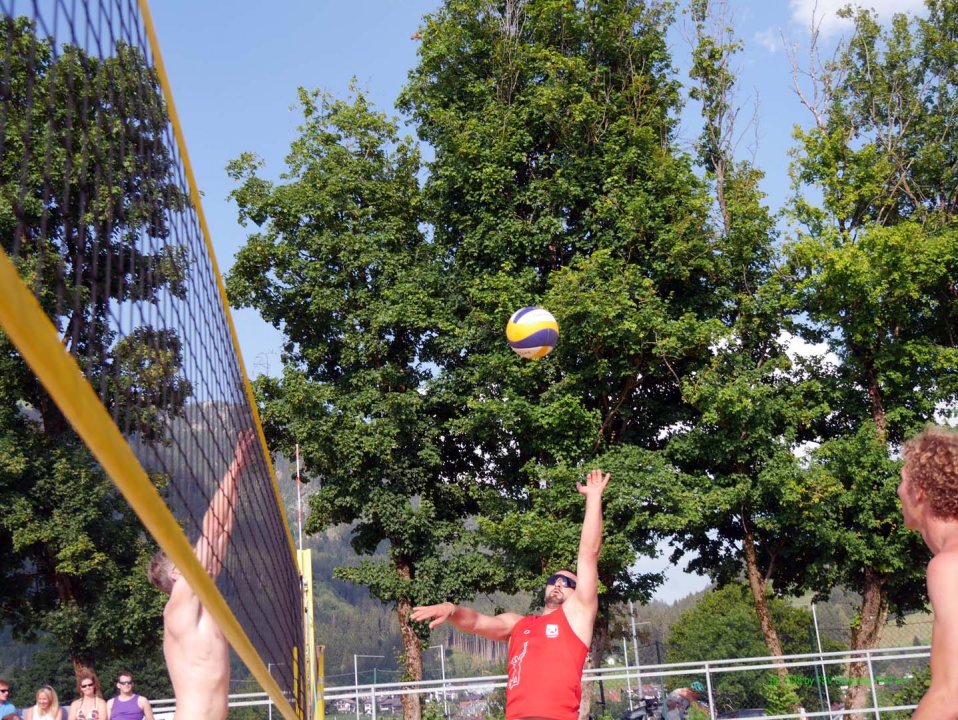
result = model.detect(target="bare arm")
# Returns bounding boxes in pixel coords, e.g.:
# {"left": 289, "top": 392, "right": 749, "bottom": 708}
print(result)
{"left": 410, "top": 602, "right": 522, "bottom": 642}
{"left": 140, "top": 697, "right": 154, "bottom": 720}
{"left": 105, "top": 699, "right": 113, "bottom": 720}
{"left": 67, "top": 700, "right": 79, "bottom": 720}
{"left": 564, "top": 469, "right": 608, "bottom": 644}
{"left": 195, "top": 429, "right": 255, "bottom": 578}
{"left": 913, "top": 551, "right": 958, "bottom": 720}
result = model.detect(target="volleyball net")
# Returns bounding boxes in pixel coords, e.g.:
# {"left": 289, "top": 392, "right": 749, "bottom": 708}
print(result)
{"left": 0, "top": 2, "right": 307, "bottom": 717}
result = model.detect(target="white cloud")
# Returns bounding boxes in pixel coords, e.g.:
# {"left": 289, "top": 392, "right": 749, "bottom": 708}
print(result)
{"left": 789, "top": 0, "right": 927, "bottom": 39}
{"left": 755, "top": 27, "right": 780, "bottom": 53}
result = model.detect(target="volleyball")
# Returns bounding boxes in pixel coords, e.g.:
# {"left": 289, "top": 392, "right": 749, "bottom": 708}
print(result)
{"left": 506, "top": 306, "right": 559, "bottom": 359}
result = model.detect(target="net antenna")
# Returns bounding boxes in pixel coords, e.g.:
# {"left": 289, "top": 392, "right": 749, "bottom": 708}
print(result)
{"left": 0, "top": 1, "right": 308, "bottom": 717}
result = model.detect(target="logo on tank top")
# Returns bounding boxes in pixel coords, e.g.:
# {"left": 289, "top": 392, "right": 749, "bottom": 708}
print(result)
{"left": 546, "top": 623, "right": 559, "bottom": 638}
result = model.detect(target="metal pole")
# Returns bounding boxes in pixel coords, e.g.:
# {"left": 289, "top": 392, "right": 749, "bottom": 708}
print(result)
{"left": 354, "top": 655, "right": 359, "bottom": 720}
{"left": 629, "top": 603, "right": 650, "bottom": 708}
{"left": 268, "top": 663, "right": 273, "bottom": 720}
{"left": 623, "top": 638, "right": 633, "bottom": 711}
{"left": 866, "top": 650, "right": 880, "bottom": 720}
{"left": 428, "top": 644, "right": 449, "bottom": 716}
{"left": 440, "top": 646, "right": 448, "bottom": 716}
{"left": 296, "top": 444, "right": 303, "bottom": 550}
{"left": 704, "top": 662, "right": 715, "bottom": 720}
{"left": 812, "top": 603, "right": 832, "bottom": 712}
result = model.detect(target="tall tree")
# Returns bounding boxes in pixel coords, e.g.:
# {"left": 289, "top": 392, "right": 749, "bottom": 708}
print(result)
{"left": 0, "top": 17, "right": 191, "bottom": 677}
{"left": 787, "top": 1, "right": 958, "bottom": 711}
{"left": 399, "top": 3, "right": 736, "bottom": 716}
{"left": 662, "top": 2, "right": 818, "bottom": 694}
{"left": 225, "top": 88, "right": 503, "bottom": 720}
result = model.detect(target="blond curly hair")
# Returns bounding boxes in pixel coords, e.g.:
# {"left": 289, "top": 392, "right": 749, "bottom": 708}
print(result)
{"left": 904, "top": 425, "right": 958, "bottom": 520}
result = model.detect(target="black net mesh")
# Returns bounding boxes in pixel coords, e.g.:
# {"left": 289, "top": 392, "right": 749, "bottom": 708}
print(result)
{"left": 0, "top": 0, "right": 304, "bottom": 709}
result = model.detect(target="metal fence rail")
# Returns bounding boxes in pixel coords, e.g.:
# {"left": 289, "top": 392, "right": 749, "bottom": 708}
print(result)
{"left": 148, "top": 644, "right": 929, "bottom": 719}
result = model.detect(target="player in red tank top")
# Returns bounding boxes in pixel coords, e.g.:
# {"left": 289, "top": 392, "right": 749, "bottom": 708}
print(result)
{"left": 411, "top": 469, "right": 609, "bottom": 720}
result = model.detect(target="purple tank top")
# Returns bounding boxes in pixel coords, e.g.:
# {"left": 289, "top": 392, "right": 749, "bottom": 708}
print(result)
{"left": 109, "top": 695, "right": 144, "bottom": 720}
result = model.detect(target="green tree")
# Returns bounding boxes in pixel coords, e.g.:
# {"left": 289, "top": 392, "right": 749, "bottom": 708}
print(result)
{"left": 661, "top": 3, "right": 827, "bottom": 695}
{"left": 786, "top": 1, "right": 958, "bottom": 710}
{"left": 398, "top": 1, "right": 734, "bottom": 715}
{"left": 666, "top": 584, "right": 834, "bottom": 712}
{"left": 226, "top": 87, "right": 501, "bottom": 720}
{"left": 0, "top": 17, "right": 191, "bottom": 679}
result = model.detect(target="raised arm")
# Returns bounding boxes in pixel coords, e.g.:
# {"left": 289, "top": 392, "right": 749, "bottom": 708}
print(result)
{"left": 194, "top": 429, "right": 256, "bottom": 579}
{"left": 913, "top": 551, "right": 958, "bottom": 720}
{"left": 410, "top": 602, "right": 523, "bottom": 642}
{"left": 563, "top": 468, "right": 608, "bottom": 645}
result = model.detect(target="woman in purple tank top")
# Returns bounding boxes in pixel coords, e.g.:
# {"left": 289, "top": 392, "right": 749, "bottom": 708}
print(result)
{"left": 105, "top": 673, "right": 154, "bottom": 720}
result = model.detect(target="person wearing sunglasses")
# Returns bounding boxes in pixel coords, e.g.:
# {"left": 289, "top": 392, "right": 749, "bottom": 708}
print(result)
{"left": 147, "top": 429, "right": 255, "bottom": 720}
{"left": 0, "top": 679, "right": 16, "bottom": 717}
{"left": 412, "top": 468, "right": 610, "bottom": 720}
{"left": 106, "top": 672, "right": 154, "bottom": 720}
{"left": 67, "top": 671, "right": 106, "bottom": 720}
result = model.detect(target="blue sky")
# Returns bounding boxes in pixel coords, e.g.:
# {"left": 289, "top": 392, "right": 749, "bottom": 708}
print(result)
{"left": 148, "top": 0, "right": 925, "bottom": 602}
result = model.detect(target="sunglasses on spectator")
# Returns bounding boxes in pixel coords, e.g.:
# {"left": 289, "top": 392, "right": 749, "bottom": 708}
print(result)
{"left": 0, "top": 689, "right": 9, "bottom": 693}
{"left": 118, "top": 681, "right": 133, "bottom": 685}
{"left": 546, "top": 574, "right": 576, "bottom": 589}
{"left": 81, "top": 683, "right": 94, "bottom": 689}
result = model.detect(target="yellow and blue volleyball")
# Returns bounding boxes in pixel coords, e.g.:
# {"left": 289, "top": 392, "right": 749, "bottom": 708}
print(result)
{"left": 506, "top": 306, "right": 559, "bottom": 359}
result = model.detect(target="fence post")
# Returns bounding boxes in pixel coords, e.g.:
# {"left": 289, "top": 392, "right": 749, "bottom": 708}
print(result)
{"left": 623, "top": 638, "right": 633, "bottom": 711}
{"left": 866, "top": 649, "right": 880, "bottom": 720}
{"left": 704, "top": 662, "right": 715, "bottom": 720}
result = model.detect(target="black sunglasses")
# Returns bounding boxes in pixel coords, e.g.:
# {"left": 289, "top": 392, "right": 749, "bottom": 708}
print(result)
{"left": 546, "top": 573, "right": 576, "bottom": 589}
{"left": 118, "top": 681, "right": 133, "bottom": 685}
{"left": 80, "top": 683, "right": 94, "bottom": 689}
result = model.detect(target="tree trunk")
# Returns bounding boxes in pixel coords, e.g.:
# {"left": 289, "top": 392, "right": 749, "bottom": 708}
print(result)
{"left": 742, "top": 519, "right": 787, "bottom": 675}
{"left": 396, "top": 564, "right": 422, "bottom": 720}
{"left": 843, "top": 569, "right": 889, "bottom": 720}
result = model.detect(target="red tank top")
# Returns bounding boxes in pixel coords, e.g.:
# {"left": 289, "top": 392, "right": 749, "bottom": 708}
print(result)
{"left": 506, "top": 608, "right": 589, "bottom": 720}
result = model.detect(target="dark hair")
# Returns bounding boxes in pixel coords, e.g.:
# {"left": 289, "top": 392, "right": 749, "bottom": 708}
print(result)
{"left": 116, "top": 671, "right": 134, "bottom": 682}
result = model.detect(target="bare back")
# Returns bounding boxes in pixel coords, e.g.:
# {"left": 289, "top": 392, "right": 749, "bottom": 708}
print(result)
{"left": 163, "top": 577, "right": 229, "bottom": 720}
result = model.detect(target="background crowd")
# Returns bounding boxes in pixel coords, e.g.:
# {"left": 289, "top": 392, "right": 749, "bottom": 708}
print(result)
{"left": 0, "top": 673, "right": 153, "bottom": 720}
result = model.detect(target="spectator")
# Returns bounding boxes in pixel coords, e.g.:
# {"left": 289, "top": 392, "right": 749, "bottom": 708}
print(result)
{"left": 23, "top": 686, "right": 60, "bottom": 720}
{"left": 67, "top": 672, "right": 106, "bottom": 720}
{"left": 0, "top": 679, "right": 15, "bottom": 717}
{"left": 105, "top": 672, "right": 153, "bottom": 720}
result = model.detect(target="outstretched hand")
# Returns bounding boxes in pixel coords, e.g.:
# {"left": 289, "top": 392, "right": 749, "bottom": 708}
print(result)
{"left": 576, "top": 468, "right": 610, "bottom": 498}
{"left": 410, "top": 602, "right": 456, "bottom": 630}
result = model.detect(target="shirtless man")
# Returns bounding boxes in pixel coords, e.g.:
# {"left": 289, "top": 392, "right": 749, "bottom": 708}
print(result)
{"left": 411, "top": 469, "right": 609, "bottom": 720}
{"left": 897, "top": 425, "right": 958, "bottom": 720}
{"left": 147, "top": 430, "right": 255, "bottom": 720}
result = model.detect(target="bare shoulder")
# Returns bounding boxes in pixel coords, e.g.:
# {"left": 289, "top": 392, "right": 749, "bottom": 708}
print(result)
{"left": 928, "top": 550, "right": 958, "bottom": 602}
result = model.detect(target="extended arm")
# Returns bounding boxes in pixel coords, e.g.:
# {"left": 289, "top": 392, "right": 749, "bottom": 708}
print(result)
{"left": 195, "top": 429, "right": 255, "bottom": 579}
{"left": 410, "top": 602, "right": 522, "bottom": 642}
{"left": 913, "top": 552, "right": 958, "bottom": 720}
{"left": 572, "top": 469, "right": 608, "bottom": 611}
{"left": 561, "top": 469, "right": 608, "bottom": 646}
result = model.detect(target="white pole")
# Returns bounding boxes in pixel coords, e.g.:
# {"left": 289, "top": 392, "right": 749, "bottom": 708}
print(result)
{"left": 296, "top": 444, "right": 303, "bottom": 550}
{"left": 440, "top": 645, "right": 448, "bottom": 717}
{"left": 268, "top": 663, "right": 273, "bottom": 720}
{"left": 812, "top": 604, "right": 832, "bottom": 713}
{"left": 623, "top": 638, "right": 633, "bottom": 711}
{"left": 354, "top": 655, "right": 360, "bottom": 720}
